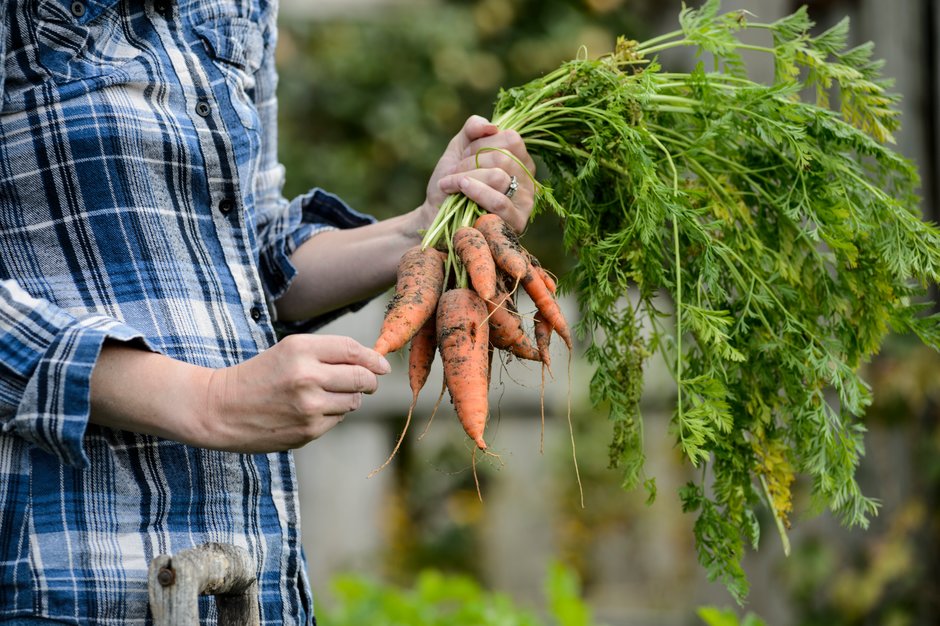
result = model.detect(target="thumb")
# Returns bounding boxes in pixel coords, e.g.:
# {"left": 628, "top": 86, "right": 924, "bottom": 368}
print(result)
{"left": 314, "top": 335, "right": 391, "bottom": 375}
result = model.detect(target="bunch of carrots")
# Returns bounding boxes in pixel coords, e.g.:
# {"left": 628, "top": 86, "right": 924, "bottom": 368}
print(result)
{"left": 371, "top": 211, "right": 571, "bottom": 470}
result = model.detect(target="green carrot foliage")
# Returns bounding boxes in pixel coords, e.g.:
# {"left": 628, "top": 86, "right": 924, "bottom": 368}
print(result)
{"left": 425, "top": 0, "right": 940, "bottom": 601}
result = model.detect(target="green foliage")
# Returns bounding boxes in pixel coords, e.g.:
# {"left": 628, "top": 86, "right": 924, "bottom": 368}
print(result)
{"left": 449, "top": 0, "right": 940, "bottom": 603}
{"left": 318, "top": 563, "right": 604, "bottom": 626}
{"left": 776, "top": 345, "right": 940, "bottom": 626}
{"left": 698, "top": 606, "right": 768, "bottom": 626}
{"left": 545, "top": 562, "right": 596, "bottom": 626}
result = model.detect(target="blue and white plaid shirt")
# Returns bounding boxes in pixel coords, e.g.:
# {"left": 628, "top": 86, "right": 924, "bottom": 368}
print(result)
{"left": 0, "top": 1, "right": 374, "bottom": 623}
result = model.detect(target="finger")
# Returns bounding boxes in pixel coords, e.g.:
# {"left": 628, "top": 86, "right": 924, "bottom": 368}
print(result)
{"left": 462, "top": 129, "right": 535, "bottom": 173}
{"left": 439, "top": 168, "right": 522, "bottom": 199}
{"left": 318, "top": 364, "right": 380, "bottom": 395}
{"left": 303, "top": 391, "right": 364, "bottom": 421}
{"left": 322, "top": 391, "right": 363, "bottom": 415}
{"left": 444, "top": 149, "right": 531, "bottom": 181}
{"left": 313, "top": 335, "right": 391, "bottom": 374}
{"left": 443, "top": 116, "right": 499, "bottom": 158}
{"left": 314, "top": 414, "right": 345, "bottom": 437}
{"left": 456, "top": 176, "right": 527, "bottom": 234}
{"left": 308, "top": 412, "right": 349, "bottom": 441}
{"left": 458, "top": 115, "right": 499, "bottom": 145}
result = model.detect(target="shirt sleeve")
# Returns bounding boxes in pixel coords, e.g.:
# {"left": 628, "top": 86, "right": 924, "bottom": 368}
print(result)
{"left": 249, "top": 10, "right": 377, "bottom": 333}
{"left": 0, "top": 2, "right": 7, "bottom": 103}
{"left": 0, "top": 280, "right": 152, "bottom": 468}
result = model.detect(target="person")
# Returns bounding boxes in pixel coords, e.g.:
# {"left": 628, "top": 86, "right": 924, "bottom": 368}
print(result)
{"left": 0, "top": 0, "right": 535, "bottom": 623}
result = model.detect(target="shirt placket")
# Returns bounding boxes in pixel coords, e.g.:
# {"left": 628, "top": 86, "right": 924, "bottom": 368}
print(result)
{"left": 147, "top": 0, "right": 276, "bottom": 352}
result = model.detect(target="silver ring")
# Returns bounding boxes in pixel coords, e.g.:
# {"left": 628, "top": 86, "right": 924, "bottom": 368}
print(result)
{"left": 504, "top": 175, "right": 518, "bottom": 199}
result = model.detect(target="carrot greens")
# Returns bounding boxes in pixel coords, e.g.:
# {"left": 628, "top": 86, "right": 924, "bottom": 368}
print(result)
{"left": 425, "top": 0, "right": 940, "bottom": 601}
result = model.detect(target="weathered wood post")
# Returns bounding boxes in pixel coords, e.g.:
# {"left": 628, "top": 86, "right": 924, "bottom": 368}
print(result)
{"left": 148, "top": 542, "right": 260, "bottom": 626}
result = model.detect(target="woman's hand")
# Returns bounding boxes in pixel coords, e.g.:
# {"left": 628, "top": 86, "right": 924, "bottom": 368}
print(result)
{"left": 90, "top": 336, "right": 391, "bottom": 452}
{"left": 200, "top": 334, "right": 390, "bottom": 451}
{"left": 419, "top": 115, "right": 537, "bottom": 234}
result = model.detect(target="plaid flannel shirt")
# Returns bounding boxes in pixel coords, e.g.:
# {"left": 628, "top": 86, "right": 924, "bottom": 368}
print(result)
{"left": 0, "top": 0, "right": 374, "bottom": 623}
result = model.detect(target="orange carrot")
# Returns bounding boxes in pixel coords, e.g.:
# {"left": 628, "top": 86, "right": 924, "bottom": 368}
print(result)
{"left": 529, "top": 258, "right": 558, "bottom": 365}
{"left": 408, "top": 316, "right": 437, "bottom": 401}
{"left": 522, "top": 267, "right": 572, "bottom": 349}
{"left": 367, "top": 316, "right": 437, "bottom": 478}
{"left": 486, "top": 270, "right": 539, "bottom": 361}
{"left": 453, "top": 227, "right": 497, "bottom": 302}
{"left": 374, "top": 246, "right": 444, "bottom": 356}
{"left": 473, "top": 214, "right": 530, "bottom": 283}
{"left": 529, "top": 257, "right": 557, "bottom": 295}
{"left": 486, "top": 282, "right": 540, "bottom": 362}
{"left": 533, "top": 310, "right": 553, "bottom": 368}
{"left": 437, "top": 288, "right": 490, "bottom": 450}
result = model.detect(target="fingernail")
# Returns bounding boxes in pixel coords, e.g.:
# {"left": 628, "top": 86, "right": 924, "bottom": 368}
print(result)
{"left": 379, "top": 356, "right": 391, "bottom": 374}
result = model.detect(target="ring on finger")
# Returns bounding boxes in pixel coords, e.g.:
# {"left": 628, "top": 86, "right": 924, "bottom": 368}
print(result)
{"left": 504, "top": 174, "right": 519, "bottom": 199}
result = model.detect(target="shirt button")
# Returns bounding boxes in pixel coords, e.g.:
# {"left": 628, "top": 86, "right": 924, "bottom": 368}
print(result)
{"left": 70, "top": 1, "right": 86, "bottom": 18}
{"left": 195, "top": 100, "right": 211, "bottom": 118}
{"left": 249, "top": 306, "right": 263, "bottom": 322}
{"left": 218, "top": 198, "right": 235, "bottom": 215}
{"left": 154, "top": 0, "right": 171, "bottom": 16}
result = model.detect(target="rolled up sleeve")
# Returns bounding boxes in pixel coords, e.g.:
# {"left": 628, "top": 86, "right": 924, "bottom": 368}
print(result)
{"left": 0, "top": 280, "right": 151, "bottom": 468}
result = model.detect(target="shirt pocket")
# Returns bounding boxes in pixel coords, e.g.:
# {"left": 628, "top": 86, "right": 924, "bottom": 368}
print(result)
{"left": 193, "top": 17, "right": 264, "bottom": 130}
{"left": 34, "top": 0, "right": 136, "bottom": 84}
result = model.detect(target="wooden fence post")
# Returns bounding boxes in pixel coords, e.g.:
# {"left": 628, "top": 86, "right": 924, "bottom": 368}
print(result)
{"left": 148, "top": 542, "right": 260, "bottom": 626}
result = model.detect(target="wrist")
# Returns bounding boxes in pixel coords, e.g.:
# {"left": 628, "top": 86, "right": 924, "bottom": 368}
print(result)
{"left": 163, "top": 360, "right": 215, "bottom": 447}
{"left": 404, "top": 202, "right": 436, "bottom": 244}
{"left": 90, "top": 344, "right": 214, "bottom": 446}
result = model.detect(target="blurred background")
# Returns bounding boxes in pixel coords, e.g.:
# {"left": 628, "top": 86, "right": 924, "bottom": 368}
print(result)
{"left": 275, "top": 1, "right": 940, "bottom": 624}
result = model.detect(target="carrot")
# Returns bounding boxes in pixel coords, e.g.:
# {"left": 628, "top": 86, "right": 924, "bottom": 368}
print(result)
{"left": 489, "top": 301, "right": 540, "bottom": 361}
{"left": 530, "top": 259, "right": 557, "bottom": 295}
{"left": 533, "top": 310, "right": 553, "bottom": 368}
{"left": 437, "top": 288, "right": 490, "bottom": 450}
{"left": 473, "top": 214, "right": 530, "bottom": 283}
{"left": 529, "top": 259, "right": 558, "bottom": 365}
{"left": 374, "top": 246, "right": 445, "bottom": 356}
{"left": 522, "top": 267, "right": 572, "bottom": 349}
{"left": 368, "top": 316, "right": 437, "bottom": 478}
{"left": 453, "top": 227, "right": 497, "bottom": 302}
{"left": 408, "top": 316, "right": 437, "bottom": 402}
{"left": 486, "top": 282, "right": 540, "bottom": 362}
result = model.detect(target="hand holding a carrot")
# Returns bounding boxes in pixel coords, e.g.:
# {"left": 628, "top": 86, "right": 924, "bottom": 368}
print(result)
{"left": 197, "top": 334, "right": 391, "bottom": 452}
{"left": 89, "top": 335, "right": 390, "bottom": 453}
{"left": 422, "top": 114, "right": 536, "bottom": 235}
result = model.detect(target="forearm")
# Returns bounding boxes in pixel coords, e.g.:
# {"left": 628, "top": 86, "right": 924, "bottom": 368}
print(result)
{"left": 274, "top": 207, "right": 425, "bottom": 322}
{"left": 91, "top": 335, "right": 389, "bottom": 454}
{"left": 89, "top": 342, "right": 211, "bottom": 446}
